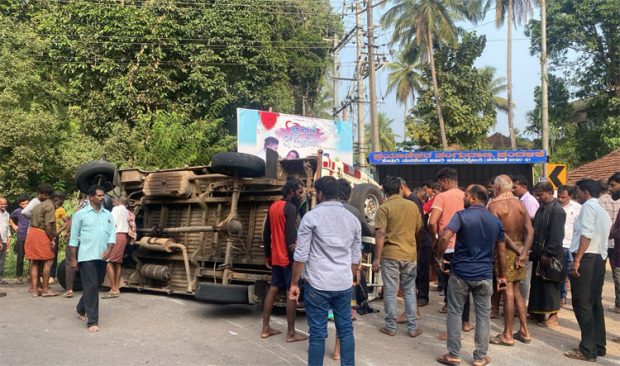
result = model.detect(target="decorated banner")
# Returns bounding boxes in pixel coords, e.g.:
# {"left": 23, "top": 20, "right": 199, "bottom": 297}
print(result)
{"left": 369, "top": 150, "right": 547, "bottom": 165}
{"left": 237, "top": 108, "right": 353, "bottom": 164}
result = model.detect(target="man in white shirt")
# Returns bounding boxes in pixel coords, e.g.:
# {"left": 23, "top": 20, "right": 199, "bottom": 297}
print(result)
{"left": 0, "top": 197, "right": 11, "bottom": 284}
{"left": 557, "top": 186, "right": 581, "bottom": 304}
{"left": 564, "top": 180, "right": 612, "bottom": 362}
{"left": 598, "top": 180, "right": 620, "bottom": 313}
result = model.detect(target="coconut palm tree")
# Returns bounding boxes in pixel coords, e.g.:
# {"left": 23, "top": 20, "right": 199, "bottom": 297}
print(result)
{"left": 386, "top": 48, "right": 424, "bottom": 126}
{"left": 480, "top": 66, "right": 511, "bottom": 114}
{"left": 492, "top": 0, "right": 534, "bottom": 148}
{"left": 366, "top": 112, "right": 399, "bottom": 152}
{"left": 382, "top": 0, "right": 463, "bottom": 150}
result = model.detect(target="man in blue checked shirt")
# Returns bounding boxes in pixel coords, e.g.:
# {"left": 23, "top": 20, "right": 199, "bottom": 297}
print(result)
{"left": 68, "top": 185, "right": 116, "bottom": 332}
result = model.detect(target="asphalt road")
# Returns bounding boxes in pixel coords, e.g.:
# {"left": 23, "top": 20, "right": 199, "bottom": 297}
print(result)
{"left": 1, "top": 273, "right": 619, "bottom": 366}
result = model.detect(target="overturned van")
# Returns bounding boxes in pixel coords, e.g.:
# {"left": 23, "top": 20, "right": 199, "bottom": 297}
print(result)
{"left": 61, "top": 151, "right": 382, "bottom": 305}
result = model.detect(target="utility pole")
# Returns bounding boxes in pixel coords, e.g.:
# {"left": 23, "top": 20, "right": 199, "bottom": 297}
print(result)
{"left": 366, "top": 0, "right": 380, "bottom": 152}
{"left": 541, "top": 0, "right": 549, "bottom": 176}
{"left": 356, "top": 1, "right": 366, "bottom": 167}
{"left": 332, "top": 33, "right": 339, "bottom": 118}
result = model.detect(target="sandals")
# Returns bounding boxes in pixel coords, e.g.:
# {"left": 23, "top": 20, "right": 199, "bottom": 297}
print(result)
{"left": 41, "top": 291, "right": 58, "bottom": 297}
{"left": 63, "top": 290, "right": 74, "bottom": 298}
{"left": 379, "top": 327, "right": 396, "bottom": 336}
{"left": 513, "top": 332, "right": 532, "bottom": 344}
{"left": 436, "top": 353, "right": 461, "bottom": 366}
{"left": 473, "top": 356, "right": 491, "bottom": 366}
{"left": 564, "top": 350, "right": 595, "bottom": 362}
{"left": 101, "top": 292, "right": 120, "bottom": 299}
{"left": 408, "top": 329, "right": 423, "bottom": 338}
{"left": 489, "top": 334, "right": 514, "bottom": 346}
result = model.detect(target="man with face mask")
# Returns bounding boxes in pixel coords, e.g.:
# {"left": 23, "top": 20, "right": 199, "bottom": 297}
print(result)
{"left": 528, "top": 182, "right": 566, "bottom": 327}
{"left": 607, "top": 172, "right": 620, "bottom": 316}
{"left": 261, "top": 178, "right": 308, "bottom": 343}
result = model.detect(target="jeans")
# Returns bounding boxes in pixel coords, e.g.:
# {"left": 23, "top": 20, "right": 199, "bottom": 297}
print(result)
{"left": 304, "top": 283, "right": 354, "bottom": 366}
{"left": 570, "top": 254, "right": 606, "bottom": 359}
{"left": 76, "top": 260, "right": 103, "bottom": 327}
{"left": 14, "top": 237, "right": 26, "bottom": 277}
{"left": 446, "top": 275, "right": 493, "bottom": 361}
{"left": 609, "top": 248, "right": 620, "bottom": 308}
{"left": 440, "top": 253, "right": 470, "bottom": 322}
{"left": 381, "top": 258, "right": 417, "bottom": 332}
{"left": 560, "top": 248, "right": 574, "bottom": 300}
{"left": 0, "top": 241, "right": 7, "bottom": 278}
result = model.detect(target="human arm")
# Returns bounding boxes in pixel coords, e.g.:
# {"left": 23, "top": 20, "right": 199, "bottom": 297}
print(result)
{"left": 540, "top": 206, "right": 566, "bottom": 266}
{"left": 436, "top": 228, "right": 455, "bottom": 273}
{"left": 262, "top": 211, "right": 272, "bottom": 266}
{"left": 495, "top": 240, "right": 507, "bottom": 291}
{"left": 284, "top": 202, "right": 298, "bottom": 253}
{"left": 428, "top": 207, "right": 441, "bottom": 238}
{"left": 521, "top": 204, "right": 535, "bottom": 263}
{"left": 44, "top": 205, "right": 57, "bottom": 241}
{"left": 101, "top": 213, "right": 117, "bottom": 260}
{"left": 571, "top": 204, "right": 595, "bottom": 277}
{"left": 351, "top": 220, "right": 362, "bottom": 277}
{"left": 9, "top": 210, "right": 19, "bottom": 232}
{"left": 68, "top": 213, "right": 81, "bottom": 268}
{"left": 288, "top": 260, "right": 305, "bottom": 303}
{"left": 372, "top": 205, "right": 388, "bottom": 272}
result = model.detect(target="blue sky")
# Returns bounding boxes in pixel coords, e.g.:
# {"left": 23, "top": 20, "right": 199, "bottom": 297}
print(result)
{"left": 330, "top": 1, "right": 542, "bottom": 144}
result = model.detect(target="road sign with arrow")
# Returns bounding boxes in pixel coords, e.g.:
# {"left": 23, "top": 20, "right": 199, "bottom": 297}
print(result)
{"left": 546, "top": 163, "right": 567, "bottom": 189}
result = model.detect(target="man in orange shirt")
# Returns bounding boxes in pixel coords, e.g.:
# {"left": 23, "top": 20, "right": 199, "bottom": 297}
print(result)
{"left": 261, "top": 178, "right": 307, "bottom": 343}
{"left": 429, "top": 168, "right": 473, "bottom": 339}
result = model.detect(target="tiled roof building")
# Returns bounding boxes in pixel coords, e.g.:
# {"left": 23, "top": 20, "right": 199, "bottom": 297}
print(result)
{"left": 567, "top": 149, "right": 620, "bottom": 184}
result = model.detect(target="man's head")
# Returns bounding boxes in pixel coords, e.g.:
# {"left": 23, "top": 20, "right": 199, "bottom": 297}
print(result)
{"left": 314, "top": 176, "right": 339, "bottom": 203}
{"left": 337, "top": 178, "right": 352, "bottom": 201}
{"left": 422, "top": 180, "right": 434, "bottom": 197}
{"left": 52, "top": 192, "right": 66, "bottom": 208}
{"left": 534, "top": 182, "right": 554, "bottom": 204}
{"left": 17, "top": 196, "right": 29, "bottom": 209}
{"left": 282, "top": 178, "right": 304, "bottom": 207}
{"left": 382, "top": 176, "right": 402, "bottom": 197}
{"left": 608, "top": 172, "right": 620, "bottom": 200}
{"left": 557, "top": 185, "right": 575, "bottom": 206}
{"left": 399, "top": 178, "right": 412, "bottom": 197}
{"left": 87, "top": 185, "right": 106, "bottom": 209}
{"left": 575, "top": 179, "right": 602, "bottom": 204}
{"left": 599, "top": 180, "right": 609, "bottom": 195}
{"left": 0, "top": 197, "right": 7, "bottom": 212}
{"left": 264, "top": 136, "right": 279, "bottom": 152}
{"left": 511, "top": 175, "right": 529, "bottom": 198}
{"left": 464, "top": 184, "right": 488, "bottom": 208}
{"left": 414, "top": 187, "right": 428, "bottom": 203}
{"left": 36, "top": 183, "right": 54, "bottom": 202}
{"left": 493, "top": 174, "right": 513, "bottom": 196}
{"left": 436, "top": 168, "right": 458, "bottom": 192}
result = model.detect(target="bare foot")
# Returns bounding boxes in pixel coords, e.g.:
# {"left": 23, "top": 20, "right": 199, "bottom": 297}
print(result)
{"left": 261, "top": 327, "right": 282, "bottom": 338}
{"left": 331, "top": 353, "right": 341, "bottom": 360}
{"left": 77, "top": 313, "right": 87, "bottom": 321}
{"left": 462, "top": 322, "right": 475, "bottom": 332}
{"left": 286, "top": 332, "right": 308, "bottom": 343}
{"left": 88, "top": 325, "right": 99, "bottom": 333}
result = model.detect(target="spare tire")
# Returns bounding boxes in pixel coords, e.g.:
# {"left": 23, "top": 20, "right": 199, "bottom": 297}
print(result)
{"left": 211, "top": 152, "right": 265, "bottom": 178}
{"left": 349, "top": 183, "right": 383, "bottom": 227}
{"left": 75, "top": 160, "right": 117, "bottom": 194}
{"left": 57, "top": 258, "right": 107, "bottom": 291}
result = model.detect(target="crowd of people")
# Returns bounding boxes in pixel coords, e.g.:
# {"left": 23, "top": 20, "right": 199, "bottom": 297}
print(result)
{"left": 0, "top": 184, "right": 136, "bottom": 332}
{"left": 261, "top": 170, "right": 620, "bottom": 366}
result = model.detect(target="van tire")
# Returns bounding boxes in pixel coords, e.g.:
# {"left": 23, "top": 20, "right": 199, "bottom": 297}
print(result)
{"left": 57, "top": 259, "right": 107, "bottom": 291}
{"left": 349, "top": 184, "right": 382, "bottom": 226}
{"left": 75, "top": 160, "right": 117, "bottom": 194}
{"left": 211, "top": 152, "right": 265, "bottom": 178}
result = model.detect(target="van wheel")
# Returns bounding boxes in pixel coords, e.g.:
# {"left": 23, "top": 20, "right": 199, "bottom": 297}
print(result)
{"left": 349, "top": 184, "right": 382, "bottom": 226}
{"left": 75, "top": 160, "right": 117, "bottom": 194}
{"left": 57, "top": 259, "right": 107, "bottom": 290}
{"left": 210, "top": 152, "right": 265, "bottom": 178}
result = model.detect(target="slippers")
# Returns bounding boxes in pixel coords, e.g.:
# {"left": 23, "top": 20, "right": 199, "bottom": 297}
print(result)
{"left": 436, "top": 353, "right": 461, "bottom": 366}
{"left": 41, "top": 291, "right": 58, "bottom": 297}
{"left": 436, "top": 333, "right": 463, "bottom": 341}
{"left": 473, "top": 355, "right": 491, "bottom": 366}
{"left": 564, "top": 350, "right": 595, "bottom": 362}
{"left": 64, "top": 291, "right": 74, "bottom": 298}
{"left": 101, "top": 292, "right": 120, "bottom": 299}
{"left": 379, "top": 327, "right": 396, "bottom": 336}
{"left": 513, "top": 332, "right": 532, "bottom": 344}
{"left": 489, "top": 334, "right": 514, "bottom": 346}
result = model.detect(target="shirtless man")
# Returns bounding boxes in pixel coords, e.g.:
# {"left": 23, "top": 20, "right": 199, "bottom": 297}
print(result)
{"left": 488, "top": 175, "right": 534, "bottom": 346}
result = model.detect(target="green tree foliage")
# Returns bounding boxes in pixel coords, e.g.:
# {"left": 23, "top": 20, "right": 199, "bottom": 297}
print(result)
{"left": 365, "top": 112, "right": 399, "bottom": 152}
{"left": 408, "top": 32, "right": 497, "bottom": 149}
{"left": 0, "top": 0, "right": 338, "bottom": 199}
{"left": 526, "top": 0, "right": 620, "bottom": 163}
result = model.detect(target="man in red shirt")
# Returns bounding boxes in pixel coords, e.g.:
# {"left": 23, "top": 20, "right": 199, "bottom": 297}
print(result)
{"left": 261, "top": 178, "right": 308, "bottom": 342}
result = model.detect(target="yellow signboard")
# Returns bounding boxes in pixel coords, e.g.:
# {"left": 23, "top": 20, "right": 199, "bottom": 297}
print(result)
{"left": 546, "top": 163, "right": 567, "bottom": 189}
